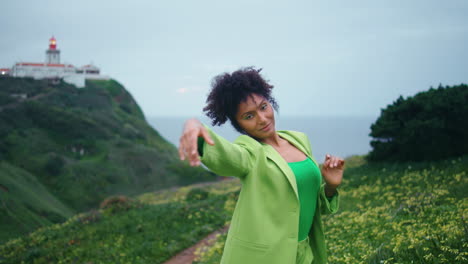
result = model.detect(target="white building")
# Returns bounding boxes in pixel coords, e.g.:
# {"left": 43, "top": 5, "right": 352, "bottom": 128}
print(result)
{"left": 6, "top": 37, "right": 109, "bottom": 87}
{"left": 11, "top": 62, "right": 76, "bottom": 79}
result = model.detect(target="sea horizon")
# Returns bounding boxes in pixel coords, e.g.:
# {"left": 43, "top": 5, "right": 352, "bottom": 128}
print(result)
{"left": 148, "top": 115, "right": 377, "bottom": 163}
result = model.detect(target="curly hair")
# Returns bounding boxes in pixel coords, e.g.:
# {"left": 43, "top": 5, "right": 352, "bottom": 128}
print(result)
{"left": 203, "top": 67, "right": 279, "bottom": 134}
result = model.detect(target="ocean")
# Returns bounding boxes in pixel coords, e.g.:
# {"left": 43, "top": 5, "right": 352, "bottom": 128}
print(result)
{"left": 148, "top": 115, "right": 377, "bottom": 163}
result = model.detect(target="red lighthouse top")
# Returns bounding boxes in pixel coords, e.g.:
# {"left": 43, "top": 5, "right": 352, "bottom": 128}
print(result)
{"left": 49, "top": 36, "right": 57, "bottom": 50}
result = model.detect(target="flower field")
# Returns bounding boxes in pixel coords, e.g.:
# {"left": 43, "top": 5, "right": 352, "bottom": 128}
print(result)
{"left": 1, "top": 155, "right": 466, "bottom": 263}
{"left": 194, "top": 155, "right": 468, "bottom": 263}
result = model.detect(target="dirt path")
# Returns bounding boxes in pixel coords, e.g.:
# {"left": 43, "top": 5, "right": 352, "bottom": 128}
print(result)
{"left": 163, "top": 225, "right": 229, "bottom": 264}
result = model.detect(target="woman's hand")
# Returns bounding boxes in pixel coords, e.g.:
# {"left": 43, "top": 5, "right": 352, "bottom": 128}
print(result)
{"left": 178, "top": 118, "right": 215, "bottom": 166}
{"left": 321, "top": 154, "right": 344, "bottom": 196}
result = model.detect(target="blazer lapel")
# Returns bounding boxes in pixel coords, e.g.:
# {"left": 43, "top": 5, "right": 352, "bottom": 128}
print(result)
{"left": 264, "top": 144, "right": 299, "bottom": 201}
{"left": 279, "top": 132, "right": 319, "bottom": 167}
{"left": 263, "top": 144, "right": 299, "bottom": 201}
{"left": 262, "top": 131, "right": 319, "bottom": 202}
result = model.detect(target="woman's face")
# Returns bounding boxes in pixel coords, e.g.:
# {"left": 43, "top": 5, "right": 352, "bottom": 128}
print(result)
{"left": 235, "top": 93, "right": 276, "bottom": 141}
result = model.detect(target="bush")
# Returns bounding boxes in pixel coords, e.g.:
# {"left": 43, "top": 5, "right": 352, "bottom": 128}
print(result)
{"left": 368, "top": 84, "right": 468, "bottom": 161}
{"left": 99, "top": 195, "right": 140, "bottom": 215}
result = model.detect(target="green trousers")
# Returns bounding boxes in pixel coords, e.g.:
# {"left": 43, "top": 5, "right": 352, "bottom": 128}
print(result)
{"left": 296, "top": 236, "right": 314, "bottom": 264}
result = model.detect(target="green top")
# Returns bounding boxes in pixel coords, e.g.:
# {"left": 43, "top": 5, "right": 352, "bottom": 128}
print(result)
{"left": 288, "top": 157, "right": 321, "bottom": 241}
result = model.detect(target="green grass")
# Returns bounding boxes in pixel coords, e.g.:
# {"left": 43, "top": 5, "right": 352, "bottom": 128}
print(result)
{"left": 0, "top": 180, "right": 240, "bottom": 264}
{"left": 0, "top": 162, "right": 74, "bottom": 242}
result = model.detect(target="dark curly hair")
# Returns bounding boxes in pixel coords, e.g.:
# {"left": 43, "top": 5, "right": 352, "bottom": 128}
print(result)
{"left": 203, "top": 67, "right": 279, "bottom": 134}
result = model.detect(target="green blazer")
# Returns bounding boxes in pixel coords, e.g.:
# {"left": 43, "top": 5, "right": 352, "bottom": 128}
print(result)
{"left": 199, "top": 126, "right": 339, "bottom": 264}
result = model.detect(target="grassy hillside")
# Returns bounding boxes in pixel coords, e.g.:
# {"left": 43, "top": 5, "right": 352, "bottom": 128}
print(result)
{"left": 1, "top": 156, "right": 466, "bottom": 263}
{"left": 0, "top": 77, "right": 215, "bottom": 243}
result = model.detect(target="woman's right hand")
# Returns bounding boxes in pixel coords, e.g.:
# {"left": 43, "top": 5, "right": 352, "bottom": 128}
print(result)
{"left": 178, "top": 118, "right": 215, "bottom": 166}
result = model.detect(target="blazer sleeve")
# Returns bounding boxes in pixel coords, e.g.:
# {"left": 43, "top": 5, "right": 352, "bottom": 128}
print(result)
{"left": 319, "top": 182, "right": 340, "bottom": 215}
{"left": 198, "top": 125, "right": 256, "bottom": 179}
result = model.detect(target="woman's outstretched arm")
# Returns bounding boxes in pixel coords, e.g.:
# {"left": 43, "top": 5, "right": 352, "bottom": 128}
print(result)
{"left": 178, "top": 118, "right": 255, "bottom": 178}
{"left": 179, "top": 118, "right": 214, "bottom": 167}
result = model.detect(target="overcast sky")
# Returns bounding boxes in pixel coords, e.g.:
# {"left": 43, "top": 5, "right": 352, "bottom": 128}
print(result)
{"left": 1, "top": 0, "right": 467, "bottom": 118}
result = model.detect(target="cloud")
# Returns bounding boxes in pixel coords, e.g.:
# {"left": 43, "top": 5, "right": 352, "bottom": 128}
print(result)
{"left": 176, "top": 85, "right": 205, "bottom": 95}
{"left": 177, "top": 88, "right": 189, "bottom": 94}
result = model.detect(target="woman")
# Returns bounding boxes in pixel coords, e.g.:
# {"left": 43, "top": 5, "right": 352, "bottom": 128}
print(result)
{"left": 179, "top": 67, "right": 344, "bottom": 264}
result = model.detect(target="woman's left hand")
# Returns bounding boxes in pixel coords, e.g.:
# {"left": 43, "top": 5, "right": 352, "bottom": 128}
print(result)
{"left": 321, "top": 154, "right": 345, "bottom": 188}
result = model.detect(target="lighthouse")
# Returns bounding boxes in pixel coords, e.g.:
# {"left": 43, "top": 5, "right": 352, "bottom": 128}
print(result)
{"left": 46, "top": 36, "right": 60, "bottom": 64}
{"left": 6, "top": 36, "right": 109, "bottom": 87}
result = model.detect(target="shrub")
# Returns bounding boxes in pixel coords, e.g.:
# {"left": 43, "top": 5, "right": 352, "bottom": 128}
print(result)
{"left": 99, "top": 195, "right": 140, "bottom": 215}
{"left": 368, "top": 84, "right": 468, "bottom": 161}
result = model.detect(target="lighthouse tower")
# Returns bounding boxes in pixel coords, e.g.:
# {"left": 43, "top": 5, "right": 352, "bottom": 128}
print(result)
{"left": 46, "top": 36, "right": 60, "bottom": 64}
